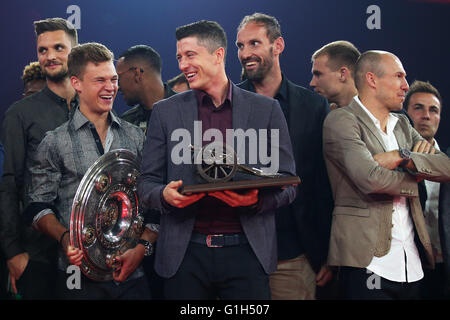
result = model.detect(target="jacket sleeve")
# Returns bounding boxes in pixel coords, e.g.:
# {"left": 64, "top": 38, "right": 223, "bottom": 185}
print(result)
{"left": 408, "top": 125, "right": 450, "bottom": 183}
{"left": 0, "top": 106, "right": 28, "bottom": 259}
{"left": 25, "top": 132, "right": 62, "bottom": 224}
{"left": 137, "top": 103, "right": 169, "bottom": 214}
{"left": 323, "top": 109, "right": 418, "bottom": 197}
{"left": 256, "top": 99, "right": 297, "bottom": 214}
{"left": 310, "top": 98, "right": 333, "bottom": 270}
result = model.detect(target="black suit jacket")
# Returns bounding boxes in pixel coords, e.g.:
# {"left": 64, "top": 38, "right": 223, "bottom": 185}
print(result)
{"left": 238, "top": 78, "right": 334, "bottom": 272}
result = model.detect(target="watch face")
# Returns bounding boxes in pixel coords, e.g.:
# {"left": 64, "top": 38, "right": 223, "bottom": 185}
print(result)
{"left": 138, "top": 240, "right": 153, "bottom": 256}
{"left": 400, "top": 148, "right": 411, "bottom": 159}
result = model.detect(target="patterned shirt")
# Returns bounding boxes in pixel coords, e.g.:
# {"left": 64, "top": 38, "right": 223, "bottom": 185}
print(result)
{"left": 27, "top": 107, "right": 145, "bottom": 273}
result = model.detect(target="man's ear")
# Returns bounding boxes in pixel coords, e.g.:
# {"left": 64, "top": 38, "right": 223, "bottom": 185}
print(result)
{"left": 70, "top": 75, "right": 82, "bottom": 94}
{"left": 339, "top": 67, "right": 350, "bottom": 82}
{"left": 273, "top": 37, "right": 285, "bottom": 56}
{"left": 134, "top": 68, "right": 144, "bottom": 84}
{"left": 365, "top": 72, "right": 377, "bottom": 89}
{"left": 214, "top": 47, "right": 226, "bottom": 64}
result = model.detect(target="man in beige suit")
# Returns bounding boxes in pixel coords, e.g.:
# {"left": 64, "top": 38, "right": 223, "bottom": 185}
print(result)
{"left": 323, "top": 50, "right": 450, "bottom": 300}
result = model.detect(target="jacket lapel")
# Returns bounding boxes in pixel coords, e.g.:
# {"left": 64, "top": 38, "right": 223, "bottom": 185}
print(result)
{"left": 180, "top": 91, "right": 200, "bottom": 147}
{"left": 350, "top": 100, "right": 387, "bottom": 152}
{"left": 231, "top": 83, "right": 252, "bottom": 158}
{"left": 232, "top": 83, "right": 251, "bottom": 130}
{"left": 393, "top": 115, "right": 409, "bottom": 150}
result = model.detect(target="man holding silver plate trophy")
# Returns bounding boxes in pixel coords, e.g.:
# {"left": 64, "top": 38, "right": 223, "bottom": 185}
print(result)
{"left": 24, "top": 42, "right": 152, "bottom": 299}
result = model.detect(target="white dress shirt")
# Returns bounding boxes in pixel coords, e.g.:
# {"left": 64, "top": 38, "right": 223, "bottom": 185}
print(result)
{"left": 355, "top": 97, "right": 423, "bottom": 283}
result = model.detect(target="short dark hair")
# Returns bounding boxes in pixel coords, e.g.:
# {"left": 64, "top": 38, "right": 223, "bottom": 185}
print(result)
{"left": 22, "top": 61, "right": 45, "bottom": 86}
{"left": 119, "top": 45, "right": 162, "bottom": 74}
{"left": 68, "top": 42, "right": 114, "bottom": 79}
{"left": 34, "top": 17, "right": 78, "bottom": 45}
{"left": 175, "top": 20, "right": 227, "bottom": 56}
{"left": 404, "top": 80, "right": 443, "bottom": 110}
{"left": 312, "top": 40, "right": 360, "bottom": 72}
{"left": 354, "top": 50, "right": 386, "bottom": 91}
{"left": 237, "top": 13, "right": 282, "bottom": 43}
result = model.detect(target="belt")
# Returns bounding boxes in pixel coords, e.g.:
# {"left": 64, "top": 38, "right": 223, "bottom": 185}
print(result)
{"left": 190, "top": 233, "right": 248, "bottom": 248}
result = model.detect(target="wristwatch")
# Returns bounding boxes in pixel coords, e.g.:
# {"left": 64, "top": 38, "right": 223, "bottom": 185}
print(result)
{"left": 137, "top": 239, "right": 154, "bottom": 256}
{"left": 398, "top": 148, "right": 411, "bottom": 166}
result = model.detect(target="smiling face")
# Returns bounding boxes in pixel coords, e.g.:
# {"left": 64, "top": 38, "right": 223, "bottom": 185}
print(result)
{"left": 236, "top": 22, "right": 277, "bottom": 83}
{"left": 37, "top": 30, "right": 73, "bottom": 82}
{"left": 176, "top": 36, "right": 222, "bottom": 92}
{"left": 407, "top": 92, "right": 441, "bottom": 143}
{"left": 71, "top": 61, "right": 118, "bottom": 116}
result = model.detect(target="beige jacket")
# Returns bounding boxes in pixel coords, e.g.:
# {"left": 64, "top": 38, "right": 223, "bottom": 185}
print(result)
{"left": 323, "top": 100, "right": 450, "bottom": 269}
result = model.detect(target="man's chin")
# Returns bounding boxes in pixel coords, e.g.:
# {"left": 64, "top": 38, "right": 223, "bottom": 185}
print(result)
{"left": 245, "top": 70, "right": 265, "bottom": 83}
{"left": 45, "top": 71, "right": 68, "bottom": 83}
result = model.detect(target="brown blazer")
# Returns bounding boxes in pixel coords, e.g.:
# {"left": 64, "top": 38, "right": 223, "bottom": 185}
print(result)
{"left": 323, "top": 99, "right": 450, "bottom": 269}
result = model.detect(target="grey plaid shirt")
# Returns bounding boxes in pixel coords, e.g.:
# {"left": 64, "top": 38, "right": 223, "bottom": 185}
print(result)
{"left": 28, "top": 107, "right": 145, "bottom": 274}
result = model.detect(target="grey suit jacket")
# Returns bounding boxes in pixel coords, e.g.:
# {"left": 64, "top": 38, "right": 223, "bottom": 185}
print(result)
{"left": 137, "top": 83, "right": 297, "bottom": 278}
{"left": 323, "top": 99, "right": 450, "bottom": 269}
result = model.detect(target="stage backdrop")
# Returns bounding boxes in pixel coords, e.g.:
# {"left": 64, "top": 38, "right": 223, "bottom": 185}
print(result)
{"left": 1, "top": 0, "right": 449, "bottom": 149}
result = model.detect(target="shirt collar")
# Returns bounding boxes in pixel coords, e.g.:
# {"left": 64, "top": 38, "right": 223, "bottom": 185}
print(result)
{"left": 42, "top": 84, "right": 79, "bottom": 107}
{"left": 72, "top": 107, "right": 121, "bottom": 131}
{"left": 274, "top": 74, "right": 289, "bottom": 101}
{"left": 194, "top": 79, "right": 233, "bottom": 106}
{"left": 354, "top": 96, "right": 398, "bottom": 135}
{"left": 243, "top": 73, "right": 288, "bottom": 100}
{"left": 432, "top": 139, "right": 440, "bottom": 151}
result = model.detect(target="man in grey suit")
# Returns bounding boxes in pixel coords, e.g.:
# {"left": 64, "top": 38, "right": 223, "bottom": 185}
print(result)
{"left": 323, "top": 50, "right": 450, "bottom": 299}
{"left": 137, "top": 20, "right": 296, "bottom": 299}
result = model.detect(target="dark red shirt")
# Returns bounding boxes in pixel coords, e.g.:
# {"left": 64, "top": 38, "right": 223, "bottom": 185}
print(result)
{"left": 193, "top": 82, "right": 243, "bottom": 234}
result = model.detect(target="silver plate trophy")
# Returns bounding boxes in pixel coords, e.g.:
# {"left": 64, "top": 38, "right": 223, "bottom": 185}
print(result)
{"left": 69, "top": 149, "right": 143, "bottom": 282}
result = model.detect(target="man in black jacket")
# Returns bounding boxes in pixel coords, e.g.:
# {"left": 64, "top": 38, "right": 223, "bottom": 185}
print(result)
{"left": 117, "top": 45, "right": 176, "bottom": 134}
{"left": 0, "top": 18, "right": 78, "bottom": 299}
{"left": 236, "top": 13, "right": 334, "bottom": 299}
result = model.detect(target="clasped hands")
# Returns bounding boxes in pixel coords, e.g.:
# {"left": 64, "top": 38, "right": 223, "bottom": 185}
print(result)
{"left": 373, "top": 140, "right": 435, "bottom": 171}
{"left": 163, "top": 180, "right": 259, "bottom": 208}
